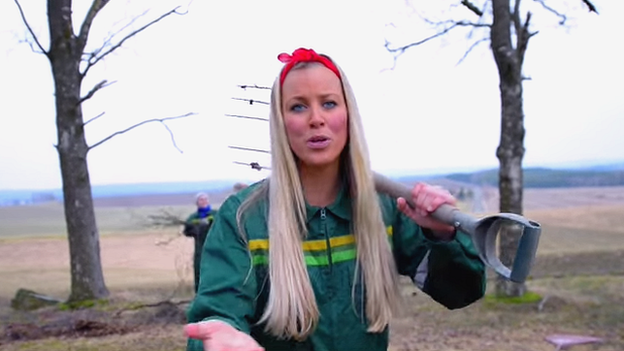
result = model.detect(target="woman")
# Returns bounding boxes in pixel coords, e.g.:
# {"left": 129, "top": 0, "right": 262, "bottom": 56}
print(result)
{"left": 183, "top": 192, "right": 216, "bottom": 293}
{"left": 184, "top": 48, "right": 486, "bottom": 351}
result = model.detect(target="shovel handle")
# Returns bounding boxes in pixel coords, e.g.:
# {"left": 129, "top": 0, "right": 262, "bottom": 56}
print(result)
{"left": 373, "top": 172, "right": 541, "bottom": 283}
{"left": 372, "top": 172, "right": 460, "bottom": 225}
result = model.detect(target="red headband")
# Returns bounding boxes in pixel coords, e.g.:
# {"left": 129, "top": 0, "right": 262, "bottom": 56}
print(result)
{"left": 277, "top": 48, "right": 341, "bottom": 86}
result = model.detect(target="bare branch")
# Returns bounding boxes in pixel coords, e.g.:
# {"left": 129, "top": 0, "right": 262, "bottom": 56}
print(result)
{"left": 533, "top": 0, "right": 567, "bottom": 25}
{"left": 460, "top": 0, "right": 483, "bottom": 17}
{"left": 15, "top": 35, "right": 46, "bottom": 55}
{"left": 114, "top": 299, "right": 190, "bottom": 317}
{"left": 385, "top": 20, "right": 490, "bottom": 58}
{"left": 517, "top": 12, "right": 535, "bottom": 65}
{"left": 82, "top": 9, "right": 150, "bottom": 63}
{"left": 581, "top": 0, "right": 598, "bottom": 14}
{"left": 79, "top": 80, "right": 116, "bottom": 105}
{"left": 233, "top": 161, "right": 271, "bottom": 171}
{"left": 420, "top": 17, "right": 491, "bottom": 29}
{"left": 228, "top": 145, "right": 270, "bottom": 154}
{"left": 512, "top": 0, "right": 524, "bottom": 49}
{"left": 82, "top": 6, "right": 183, "bottom": 77}
{"left": 238, "top": 84, "right": 271, "bottom": 90}
{"left": 513, "top": 0, "right": 522, "bottom": 34}
{"left": 88, "top": 112, "right": 197, "bottom": 150}
{"left": 77, "top": 0, "right": 111, "bottom": 52}
{"left": 455, "top": 37, "right": 490, "bottom": 66}
{"left": 12, "top": 0, "right": 48, "bottom": 56}
{"left": 83, "top": 111, "right": 106, "bottom": 126}
{"left": 385, "top": 25, "right": 456, "bottom": 56}
{"left": 146, "top": 210, "right": 185, "bottom": 227}
{"left": 225, "top": 113, "right": 269, "bottom": 122}
{"left": 232, "top": 97, "right": 270, "bottom": 105}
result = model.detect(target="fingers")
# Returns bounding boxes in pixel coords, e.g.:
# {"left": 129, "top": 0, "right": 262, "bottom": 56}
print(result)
{"left": 185, "top": 320, "right": 230, "bottom": 340}
{"left": 185, "top": 320, "right": 265, "bottom": 351}
{"left": 411, "top": 183, "right": 456, "bottom": 216}
{"left": 397, "top": 197, "right": 416, "bottom": 218}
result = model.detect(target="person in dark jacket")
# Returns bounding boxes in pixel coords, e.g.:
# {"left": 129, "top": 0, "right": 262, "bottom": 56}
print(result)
{"left": 184, "top": 48, "right": 486, "bottom": 351}
{"left": 183, "top": 192, "right": 216, "bottom": 293}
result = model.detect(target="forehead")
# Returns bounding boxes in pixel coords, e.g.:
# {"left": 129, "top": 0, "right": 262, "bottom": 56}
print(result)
{"left": 281, "top": 64, "right": 343, "bottom": 98}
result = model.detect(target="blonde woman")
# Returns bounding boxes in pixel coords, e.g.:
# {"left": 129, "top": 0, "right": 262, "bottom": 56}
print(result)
{"left": 184, "top": 48, "right": 486, "bottom": 351}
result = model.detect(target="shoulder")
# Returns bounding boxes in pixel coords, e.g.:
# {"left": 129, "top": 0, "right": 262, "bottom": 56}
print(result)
{"left": 216, "top": 179, "right": 268, "bottom": 219}
{"left": 186, "top": 212, "right": 198, "bottom": 222}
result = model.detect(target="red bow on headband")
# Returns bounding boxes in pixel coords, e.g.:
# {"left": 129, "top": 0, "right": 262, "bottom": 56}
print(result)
{"left": 277, "top": 48, "right": 341, "bottom": 86}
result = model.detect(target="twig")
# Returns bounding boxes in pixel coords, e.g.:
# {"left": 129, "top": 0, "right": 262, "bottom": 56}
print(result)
{"left": 155, "top": 233, "right": 182, "bottom": 246}
{"left": 147, "top": 211, "right": 186, "bottom": 227}
{"left": 238, "top": 84, "right": 271, "bottom": 90}
{"left": 232, "top": 97, "right": 269, "bottom": 106}
{"left": 455, "top": 37, "right": 489, "bottom": 66}
{"left": 461, "top": 0, "right": 484, "bottom": 17}
{"left": 233, "top": 161, "right": 270, "bottom": 171}
{"left": 533, "top": 0, "right": 567, "bottom": 25}
{"left": 81, "top": 6, "right": 183, "bottom": 77}
{"left": 88, "top": 112, "right": 196, "bottom": 150}
{"left": 225, "top": 113, "right": 269, "bottom": 122}
{"left": 83, "top": 111, "right": 106, "bottom": 126}
{"left": 12, "top": 0, "right": 48, "bottom": 56}
{"left": 581, "top": 0, "right": 598, "bottom": 13}
{"left": 229, "top": 145, "right": 270, "bottom": 154}
{"left": 79, "top": 80, "right": 116, "bottom": 105}
{"left": 82, "top": 9, "right": 148, "bottom": 63}
{"left": 114, "top": 299, "right": 191, "bottom": 317}
{"left": 385, "top": 21, "right": 489, "bottom": 59}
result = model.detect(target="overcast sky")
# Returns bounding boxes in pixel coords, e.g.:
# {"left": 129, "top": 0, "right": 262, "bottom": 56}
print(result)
{"left": 0, "top": 0, "right": 622, "bottom": 190}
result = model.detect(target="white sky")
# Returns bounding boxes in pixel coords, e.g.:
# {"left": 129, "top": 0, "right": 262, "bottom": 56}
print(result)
{"left": 0, "top": 0, "right": 622, "bottom": 190}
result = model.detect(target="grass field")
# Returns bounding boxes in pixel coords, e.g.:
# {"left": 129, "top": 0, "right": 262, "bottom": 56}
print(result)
{"left": 1, "top": 186, "right": 623, "bottom": 350}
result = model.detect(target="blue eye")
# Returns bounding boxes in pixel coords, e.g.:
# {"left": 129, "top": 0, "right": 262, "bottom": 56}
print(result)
{"left": 290, "top": 104, "right": 306, "bottom": 112}
{"left": 323, "top": 101, "right": 337, "bottom": 109}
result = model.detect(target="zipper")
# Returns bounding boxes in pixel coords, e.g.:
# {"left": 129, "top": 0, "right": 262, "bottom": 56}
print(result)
{"left": 320, "top": 208, "right": 333, "bottom": 270}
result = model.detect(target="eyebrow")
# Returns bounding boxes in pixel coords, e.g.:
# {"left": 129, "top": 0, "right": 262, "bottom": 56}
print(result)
{"left": 285, "top": 92, "right": 341, "bottom": 101}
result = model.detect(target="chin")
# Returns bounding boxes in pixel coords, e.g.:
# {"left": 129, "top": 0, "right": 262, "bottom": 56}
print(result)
{"left": 299, "top": 156, "right": 340, "bottom": 170}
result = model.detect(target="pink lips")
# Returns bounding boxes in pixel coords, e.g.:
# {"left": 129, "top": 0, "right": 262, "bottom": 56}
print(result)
{"left": 307, "top": 136, "right": 331, "bottom": 149}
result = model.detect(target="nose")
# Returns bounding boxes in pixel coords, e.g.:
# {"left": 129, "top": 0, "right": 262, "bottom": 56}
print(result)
{"left": 308, "top": 105, "right": 325, "bottom": 127}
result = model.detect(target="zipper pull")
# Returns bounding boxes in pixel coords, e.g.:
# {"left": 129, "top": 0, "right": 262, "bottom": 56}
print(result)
{"left": 320, "top": 208, "right": 326, "bottom": 220}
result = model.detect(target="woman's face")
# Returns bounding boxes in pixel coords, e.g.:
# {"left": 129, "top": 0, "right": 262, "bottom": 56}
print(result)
{"left": 196, "top": 195, "right": 209, "bottom": 209}
{"left": 281, "top": 64, "right": 348, "bottom": 172}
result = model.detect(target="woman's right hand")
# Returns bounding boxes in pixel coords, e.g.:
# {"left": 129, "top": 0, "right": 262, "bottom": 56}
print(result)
{"left": 184, "top": 320, "right": 264, "bottom": 351}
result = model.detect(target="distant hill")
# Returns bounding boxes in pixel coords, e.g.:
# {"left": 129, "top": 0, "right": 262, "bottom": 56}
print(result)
{"left": 445, "top": 167, "right": 624, "bottom": 188}
{"left": 0, "top": 179, "right": 249, "bottom": 206}
{"left": 2, "top": 160, "right": 624, "bottom": 206}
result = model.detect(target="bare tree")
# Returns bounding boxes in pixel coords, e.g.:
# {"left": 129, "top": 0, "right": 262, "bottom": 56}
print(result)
{"left": 13, "top": 0, "right": 194, "bottom": 302}
{"left": 385, "top": 0, "right": 598, "bottom": 297}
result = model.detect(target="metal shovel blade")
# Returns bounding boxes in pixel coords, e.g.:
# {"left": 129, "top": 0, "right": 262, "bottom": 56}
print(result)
{"left": 373, "top": 172, "right": 541, "bottom": 283}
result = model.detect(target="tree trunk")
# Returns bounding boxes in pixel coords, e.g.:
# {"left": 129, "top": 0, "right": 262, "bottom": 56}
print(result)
{"left": 48, "top": 0, "right": 109, "bottom": 302}
{"left": 490, "top": 0, "right": 526, "bottom": 297}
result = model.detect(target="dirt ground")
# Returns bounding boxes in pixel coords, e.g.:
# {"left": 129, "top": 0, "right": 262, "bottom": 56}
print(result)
{"left": 1, "top": 186, "right": 624, "bottom": 350}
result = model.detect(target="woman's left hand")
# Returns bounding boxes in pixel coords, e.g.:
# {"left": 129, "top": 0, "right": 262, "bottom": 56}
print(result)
{"left": 397, "top": 182, "right": 457, "bottom": 240}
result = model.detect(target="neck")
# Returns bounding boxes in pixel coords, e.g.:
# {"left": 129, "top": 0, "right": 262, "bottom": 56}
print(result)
{"left": 299, "top": 161, "right": 341, "bottom": 207}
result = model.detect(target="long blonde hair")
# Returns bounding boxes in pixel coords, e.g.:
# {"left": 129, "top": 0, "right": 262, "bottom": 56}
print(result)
{"left": 237, "top": 57, "right": 400, "bottom": 340}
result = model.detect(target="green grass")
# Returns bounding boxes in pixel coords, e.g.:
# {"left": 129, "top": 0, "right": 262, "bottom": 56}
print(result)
{"left": 483, "top": 291, "right": 543, "bottom": 305}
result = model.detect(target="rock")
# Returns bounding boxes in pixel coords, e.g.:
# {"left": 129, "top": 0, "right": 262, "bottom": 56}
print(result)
{"left": 10, "top": 289, "right": 62, "bottom": 311}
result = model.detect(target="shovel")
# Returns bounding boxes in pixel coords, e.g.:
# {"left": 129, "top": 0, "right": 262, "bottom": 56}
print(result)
{"left": 373, "top": 172, "right": 541, "bottom": 283}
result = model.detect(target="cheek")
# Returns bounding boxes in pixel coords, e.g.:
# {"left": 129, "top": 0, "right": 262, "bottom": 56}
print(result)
{"left": 328, "top": 111, "right": 348, "bottom": 139}
{"left": 284, "top": 118, "right": 307, "bottom": 139}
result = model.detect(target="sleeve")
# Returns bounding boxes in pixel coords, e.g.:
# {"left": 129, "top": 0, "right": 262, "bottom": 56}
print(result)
{"left": 392, "top": 206, "right": 486, "bottom": 310}
{"left": 183, "top": 213, "right": 199, "bottom": 238}
{"left": 186, "top": 197, "right": 258, "bottom": 349}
